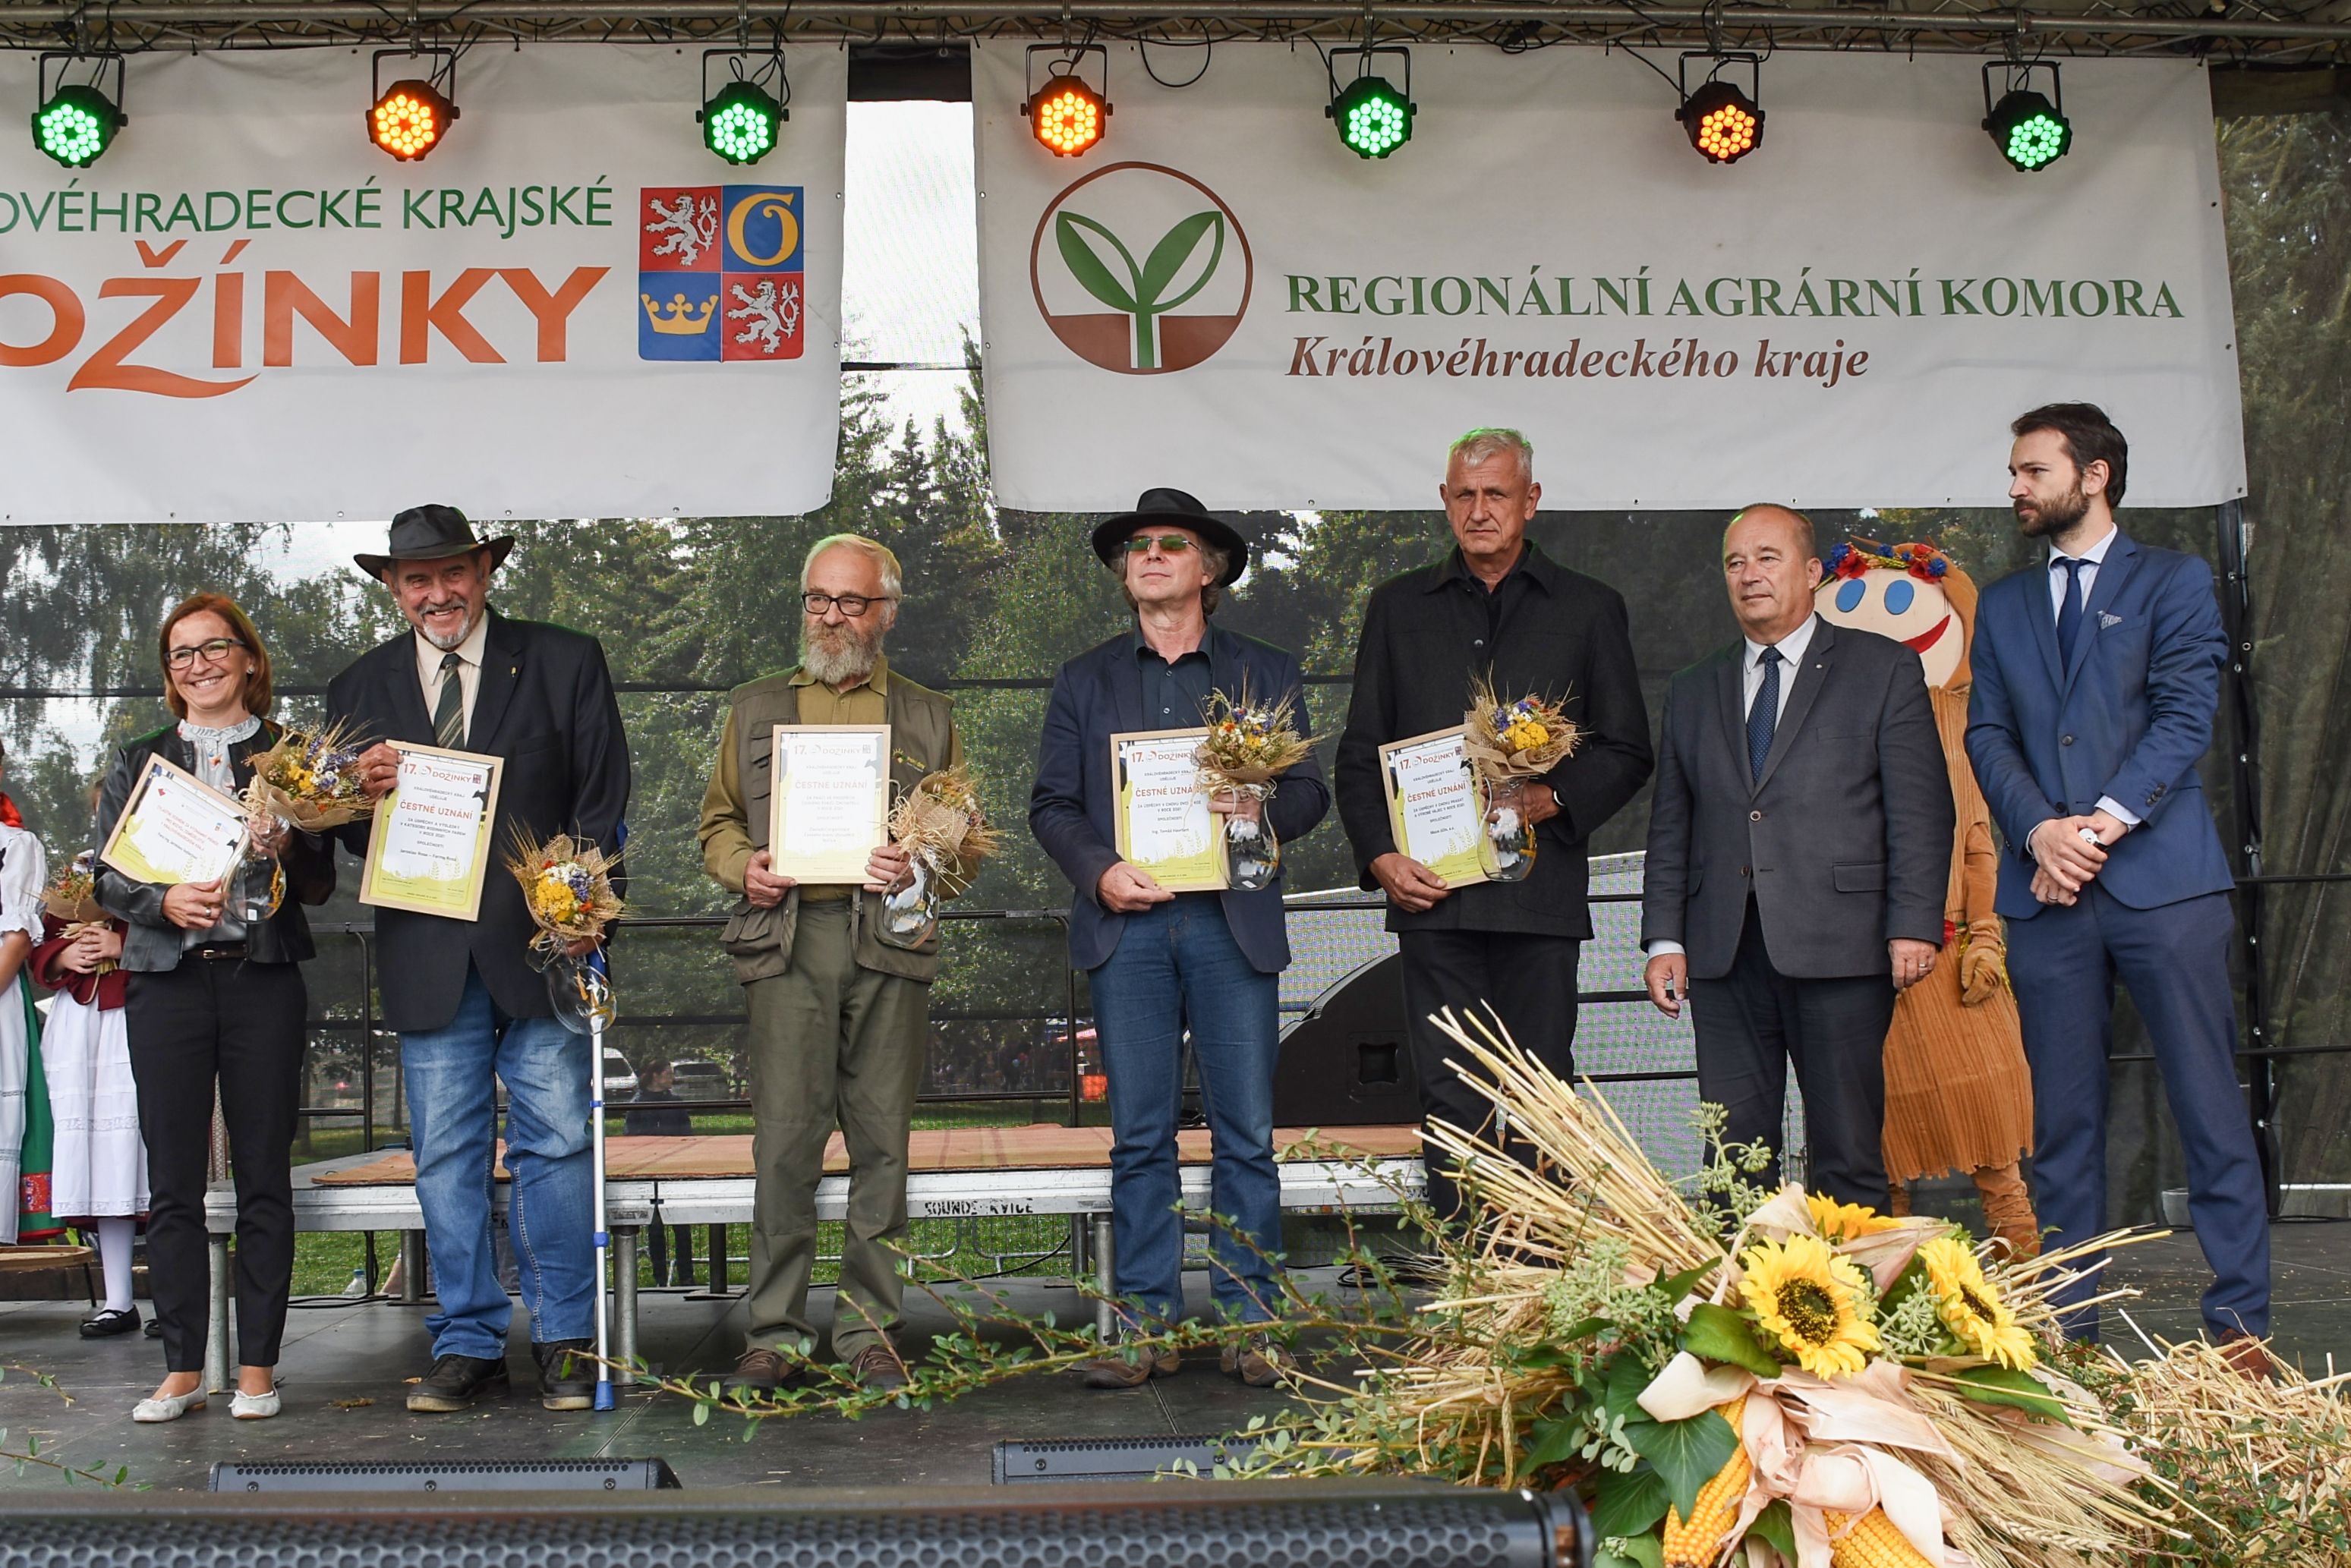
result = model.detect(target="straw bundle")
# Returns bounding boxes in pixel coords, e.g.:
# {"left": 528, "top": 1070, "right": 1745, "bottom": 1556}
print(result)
{"left": 886, "top": 766, "right": 1001, "bottom": 896}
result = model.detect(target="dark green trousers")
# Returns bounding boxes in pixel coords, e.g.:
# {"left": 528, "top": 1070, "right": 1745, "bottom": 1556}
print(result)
{"left": 742, "top": 899, "right": 931, "bottom": 1359}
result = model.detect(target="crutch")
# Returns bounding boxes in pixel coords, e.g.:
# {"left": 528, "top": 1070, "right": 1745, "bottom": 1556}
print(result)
{"left": 584, "top": 948, "right": 616, "bottom": 1412}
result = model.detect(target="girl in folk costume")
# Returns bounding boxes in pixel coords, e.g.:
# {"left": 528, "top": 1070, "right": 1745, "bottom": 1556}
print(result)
{"left": 1815, "top": 540, "right": 2043, "bottom": 1258}
{"left": 0, "top": 736, "right": 62, "bottom": 1247}
{"left": 33, "top": 814, "right": 150, "bottom": 1337}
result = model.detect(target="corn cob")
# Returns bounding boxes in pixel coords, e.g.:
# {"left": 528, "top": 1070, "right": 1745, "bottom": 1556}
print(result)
{"left": 1823, "top": 1507, "right": 1934, "bottom": 1568}
{"left": 1660, "top": 1396, "right": 1749, "bottom": 1568}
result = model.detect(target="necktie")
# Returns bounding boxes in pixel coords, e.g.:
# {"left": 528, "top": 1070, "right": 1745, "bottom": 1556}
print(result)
{"left": 432, "top": 652, "right": 466, "bottom": 748}
{"left": 1747, "top": 645, "right": 1782, "bottom": 782}
{"left": 2054, "top": 556, "right": 2086, "bottom": 668}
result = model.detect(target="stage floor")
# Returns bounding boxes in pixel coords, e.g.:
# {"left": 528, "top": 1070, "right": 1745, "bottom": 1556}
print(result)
{"left": 6, "top": 1226, "right": 2349, "bottom": 1495}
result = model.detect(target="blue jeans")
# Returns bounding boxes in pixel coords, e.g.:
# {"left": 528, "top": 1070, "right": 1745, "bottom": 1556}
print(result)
{"left": 1089, "top": 896, "right": 1284, "bottom": 1326}
{"left": 401, "top": 962, "right": 594, "bottom": 1358}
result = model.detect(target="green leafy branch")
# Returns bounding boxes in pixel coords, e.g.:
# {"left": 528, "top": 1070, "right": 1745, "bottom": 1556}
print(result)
{"left": 0, "top": 1365, "right": 143, "bottom": 1489}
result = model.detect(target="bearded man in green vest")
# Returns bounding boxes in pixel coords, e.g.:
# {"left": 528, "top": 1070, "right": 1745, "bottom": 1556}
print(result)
{"left": 698, "top": 533, "right": 963, "bottom": 1393}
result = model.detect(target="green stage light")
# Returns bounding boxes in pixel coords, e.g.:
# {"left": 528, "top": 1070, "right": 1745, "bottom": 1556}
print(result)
{"left": 1677, "top": 80, "right": 1763, "bottom": 165}
{"left": 1985, "top": 88, "right": 2072, "bottom": 172}
{"left": 701, "top": 78, "right": 786, "bottom": 166}
{"left": 31, "top": 82, "right": 124, "bottom": 168}
{"left": 1330, "top": 75, "right": 1412, "bottom": 159}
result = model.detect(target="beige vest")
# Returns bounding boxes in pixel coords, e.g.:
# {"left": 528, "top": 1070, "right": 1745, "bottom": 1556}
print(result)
{"left": 716, "top": 669, "right": 958, "bottom": 986}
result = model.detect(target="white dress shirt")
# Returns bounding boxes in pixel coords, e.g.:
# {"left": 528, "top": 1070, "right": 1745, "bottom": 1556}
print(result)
{"left": 2047, "top": 521, "right": 2116, "bottom": 614}
{"left": 1741, "top": 612, "right": 1819, "bottom": 726}
{"left": 413, "top": 610, "right": 490, "bottom": 739}
{"left": 1648, "top": 615, "right": 1820, "bottom": 960}
{"left": 2044, "top": 524, "right": 2138, "bottom": 829}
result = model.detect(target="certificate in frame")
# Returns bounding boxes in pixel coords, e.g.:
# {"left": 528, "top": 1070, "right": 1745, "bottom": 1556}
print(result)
{"left": 99, "top": 754, "right": 249, "bottom": 889}
{"left": 766, "top": 724, "right": 892, "bottom": 885}
{"left": 1110, "top": 727, "right": 1224, "bottom": 895}
{"left": 1377, "top": 726, "right": 1489, "bottom": 891}
{"left": 358, "top": 741, "right": 506, "bottom": 921}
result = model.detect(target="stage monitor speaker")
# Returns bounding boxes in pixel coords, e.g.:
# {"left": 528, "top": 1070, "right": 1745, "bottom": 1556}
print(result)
{"left": 1275, "top": 953, "right": 1422, "bottom": 1126}
{"left": 209, "top": 1457, "right": 681, "bottom": 1491}
{"left": 993, "top": 1433, "right": 1262, "bottom": 1482}
{"left": 8, "top": 1479, "right": 1589, "bottom": 1568}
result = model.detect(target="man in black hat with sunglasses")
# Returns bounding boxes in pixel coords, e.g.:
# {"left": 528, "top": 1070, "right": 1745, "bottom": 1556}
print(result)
{"left": 326, "top": 505, "right": 631, "bottom": 1415}
{"left": 1030, "top": 490, "right": 1329, "bottom": 1390}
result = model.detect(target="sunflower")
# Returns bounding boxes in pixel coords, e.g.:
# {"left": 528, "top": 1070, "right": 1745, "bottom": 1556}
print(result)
{"left": 1807, "top": 1193, "right": 1903, "bottom": 1242}
{"left": 1738, "top": 1233, "right": 1882, "bottom": 1378}
{"left": 1915, "top": 1236, "right": 2037, "bottom": 1370}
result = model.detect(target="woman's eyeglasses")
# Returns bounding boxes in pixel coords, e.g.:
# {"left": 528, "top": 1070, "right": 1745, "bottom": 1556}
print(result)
{"left": 1122, "top": 535, "right": 1196, "bottom": 555}
{"left": 165, "top": 638, "right": 248, "bottom": 669}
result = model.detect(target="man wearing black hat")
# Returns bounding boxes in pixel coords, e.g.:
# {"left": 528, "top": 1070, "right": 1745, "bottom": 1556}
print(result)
{"left": 1335, "top": 429, "right": 1654, "bottom": 1229}
{"left": 1029, "top": 491, "right": 1329, "bottom": 1389}
{"left": 328, "top": 505, "right": 631, "bottom": 1414}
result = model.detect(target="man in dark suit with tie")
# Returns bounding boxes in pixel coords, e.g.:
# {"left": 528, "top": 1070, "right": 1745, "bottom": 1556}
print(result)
{"left": 1642, "top": 505, "right": 1954, "bottom": 1207}
{"left": 1966, "top": 404, "right": 2269, "bottom": 1362}
{"left": 329, "top": 506, "right": 632, "bottom": 1414}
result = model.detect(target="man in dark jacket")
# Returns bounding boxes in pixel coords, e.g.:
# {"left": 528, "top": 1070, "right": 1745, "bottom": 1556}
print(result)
{"left": 1334, "top": 430, "right": 1653, "bottom": 1226}
{"left": 328, "top": 505, "right": 631, "bottom": 1415}
{"left": 1640, "top": 504, "right": 1953, "bottom": 1207}
{"left": 1030, "top": 490, "right": 1329, "bottom": 1388}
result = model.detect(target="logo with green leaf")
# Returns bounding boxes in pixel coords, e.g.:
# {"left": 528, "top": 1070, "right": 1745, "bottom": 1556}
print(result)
{"left": 1029, "top": 162, "right": 1253, "bottom": 376}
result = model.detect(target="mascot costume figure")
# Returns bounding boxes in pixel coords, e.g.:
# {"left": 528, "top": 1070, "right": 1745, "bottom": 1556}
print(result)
{"left": 1817, "top": 539, "right": 2041, "bottom": 1258}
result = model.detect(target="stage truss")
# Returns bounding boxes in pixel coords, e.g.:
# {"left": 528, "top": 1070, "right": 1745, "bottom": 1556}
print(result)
{"left": 0, "top": 1, "right": 2347, "bottom": 64}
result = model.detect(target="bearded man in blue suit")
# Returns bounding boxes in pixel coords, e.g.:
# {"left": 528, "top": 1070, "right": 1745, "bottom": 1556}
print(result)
{"left": 1965, "top": 403, "right": 2268, "bottom": 1370}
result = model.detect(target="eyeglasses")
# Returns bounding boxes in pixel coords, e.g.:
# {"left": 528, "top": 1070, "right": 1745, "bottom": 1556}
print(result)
{"left": 165, "top": 637, "right": 248, "bottom": 669}
{"left": 802, "top": 592, "right": 895, "bottom": 617}
{"left": 1122, "top": 535, "right": 1196, "bottom": 555}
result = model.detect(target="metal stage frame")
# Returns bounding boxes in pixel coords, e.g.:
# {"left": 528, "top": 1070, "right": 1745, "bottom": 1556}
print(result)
{"left": 1, "top": 1, "right": 2347, "bottom": 61}
{"left": 200, "top": 1146, "right": 1423, "bottom": 1395}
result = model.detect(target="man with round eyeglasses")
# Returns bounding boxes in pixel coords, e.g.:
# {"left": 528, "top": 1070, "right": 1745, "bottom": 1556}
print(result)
{"left": 698, "top": 533, "right": 963, "bottom": 1395}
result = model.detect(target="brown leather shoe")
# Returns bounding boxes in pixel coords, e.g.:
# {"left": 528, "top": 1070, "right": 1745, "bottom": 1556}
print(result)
{"left": 846, "top": 1343, "right": 909, "bottom": 1391}
{"left": 1075, "top": 1341, "right": 1180, "bottom": 1390}
{"left": 2217, "top": 1330, "right": 2274, "bottom": 1384}
{"left": 720, "top": 1346, "right": 799, "bottom": 1396}
{"left": 1220, "top": 1332, "right": 1294, "bottom": 1388}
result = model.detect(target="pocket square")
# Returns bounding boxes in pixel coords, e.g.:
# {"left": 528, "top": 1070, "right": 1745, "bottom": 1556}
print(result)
{"left": 2098, "top": 612, "right": 2123, "bottom": 628}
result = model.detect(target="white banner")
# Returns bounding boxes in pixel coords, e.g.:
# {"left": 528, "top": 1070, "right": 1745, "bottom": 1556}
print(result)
{"left": 974, "top": 45, "right": 2245, "bottom": 512}
{"left": 0, "top": 47, "right": 844, "bottom": 523}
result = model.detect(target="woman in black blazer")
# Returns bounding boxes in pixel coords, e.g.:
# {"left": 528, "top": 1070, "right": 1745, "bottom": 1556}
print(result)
{"left": 94, "top": 593, "right": 334, "bottom": 1423}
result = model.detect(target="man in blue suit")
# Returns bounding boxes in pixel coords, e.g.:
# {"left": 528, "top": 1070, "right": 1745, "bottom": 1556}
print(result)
{"left": 1029, "top": 490, "right": 1329, "bottom": 1389}
{"left": 1965, "top": 403, "right": 2268, "bottom": 1365}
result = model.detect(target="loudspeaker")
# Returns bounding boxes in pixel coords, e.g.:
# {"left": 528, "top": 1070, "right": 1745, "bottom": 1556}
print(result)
{"left": 8, "top": 1480, "right": 1590, "bottom": 1568}
{"left": 209, "top": 1458, "right": 681, "bottom": 1491}
{"left": 1275, "top": 953, "right": 1422, "bottom": 1126}
{"left": 993, "top": 1434, "right": 1262, "bottom": 1483}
